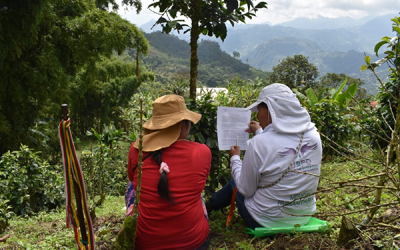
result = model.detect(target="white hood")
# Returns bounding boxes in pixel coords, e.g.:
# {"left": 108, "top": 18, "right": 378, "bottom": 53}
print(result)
{"left": 266, "top": 94, "right": 314, "bottom": 134}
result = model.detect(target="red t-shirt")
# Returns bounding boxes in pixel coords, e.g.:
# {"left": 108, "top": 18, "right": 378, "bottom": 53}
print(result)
{"left": 128, "top": 139, "right": 211, "bottom": 250}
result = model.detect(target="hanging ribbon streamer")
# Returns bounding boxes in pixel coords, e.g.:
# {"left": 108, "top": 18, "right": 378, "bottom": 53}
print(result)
{"left": 59, "top": 118, "right": 95, "bottom": 250}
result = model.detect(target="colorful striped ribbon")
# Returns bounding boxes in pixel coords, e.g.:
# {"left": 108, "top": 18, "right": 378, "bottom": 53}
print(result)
{"left": 59, "top": 118, "right": 95, "bottom": 250}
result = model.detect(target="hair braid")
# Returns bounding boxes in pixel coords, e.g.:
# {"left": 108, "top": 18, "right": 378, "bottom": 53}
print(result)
{"left": 153, "top": 149, "right": 175, "bottom": 204}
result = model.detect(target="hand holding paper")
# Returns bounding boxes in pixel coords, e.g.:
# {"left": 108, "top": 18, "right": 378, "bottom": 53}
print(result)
{"left": 230, "top": 145, "right": 240, "bottom": 157}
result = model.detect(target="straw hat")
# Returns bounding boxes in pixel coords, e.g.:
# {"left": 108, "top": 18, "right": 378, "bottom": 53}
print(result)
{"left": 134, "top": 94, "right": 201, "bottom": 151}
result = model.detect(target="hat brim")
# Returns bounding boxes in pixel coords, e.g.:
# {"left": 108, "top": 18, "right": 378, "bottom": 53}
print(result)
{"left": 143, "top": 110, "right": 201, "bottom": 130}
{"left": 133, "top": 123, "right": 181, "bottom": 152}
{"left": 246, "top": 101, "right": 262, "bottom": 112}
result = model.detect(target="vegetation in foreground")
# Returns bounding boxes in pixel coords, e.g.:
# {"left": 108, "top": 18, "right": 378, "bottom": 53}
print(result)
{"left": 1, "top": 158, "right": 398, "bottom": 250}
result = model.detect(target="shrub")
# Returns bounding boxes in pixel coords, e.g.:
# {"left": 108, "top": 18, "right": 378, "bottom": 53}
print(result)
{"left": 0, "top": 198, "right": 13, "bottom": 233}
{"left": 362, "top": 74, "right": 398, "bottom": 152}
{"left": 81, "top": 143, "right": 128, "bottom": 204}
{"left": 307, "top": 100, "right": 356, "bottom": 156}
{"left": 0, "top": 145, "right": 64, "bottom": 215}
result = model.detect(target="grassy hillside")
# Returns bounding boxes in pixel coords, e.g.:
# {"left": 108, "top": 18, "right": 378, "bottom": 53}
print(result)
{"left": 141, "top": 32, "right": 269, "bottom": 87}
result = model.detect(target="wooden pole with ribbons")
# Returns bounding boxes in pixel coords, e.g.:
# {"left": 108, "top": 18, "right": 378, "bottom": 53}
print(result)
{"left": 59, "top": 104, "right": 95, "bottom": 250}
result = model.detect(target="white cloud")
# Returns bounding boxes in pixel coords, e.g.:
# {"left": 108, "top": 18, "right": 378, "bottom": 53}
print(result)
{"left": 116, "top": 0, "right": 400, "bottom": 26}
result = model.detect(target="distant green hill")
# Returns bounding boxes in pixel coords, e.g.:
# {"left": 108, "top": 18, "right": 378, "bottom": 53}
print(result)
{"left": 244, "top": 37, "right": 377, "bottom": 74}
{"left": 243, "top": 37, "right": 388, "bottom": 95}
{"left": 142, "top": 32, "right": 268, "bottom": 87}
{"left": 139, "top": 30, "right": 388, "bottom": 95}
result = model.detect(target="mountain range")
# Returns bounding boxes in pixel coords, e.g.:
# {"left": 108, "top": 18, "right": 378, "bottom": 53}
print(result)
{"left": 139, "top": 13, "right": 399, "bottom": 94}
{"left": 140, "top": 32, "right": 268, "bottom": 87}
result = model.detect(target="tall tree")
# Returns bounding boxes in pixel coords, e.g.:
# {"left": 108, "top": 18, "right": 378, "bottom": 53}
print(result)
{"left": 269, "top": 54, "right": 319, "bottom": 90}
{"left": 70, "top": 56, "right": 154, "bottom": 134}
{"left": 133, "top": 30, "right": 149, "bottom": 79}
{"left": 148, "top": 0, "right": 267, "bottom": 100}
{"left": 0, "top": 0, "right": 143, "bottom": 154}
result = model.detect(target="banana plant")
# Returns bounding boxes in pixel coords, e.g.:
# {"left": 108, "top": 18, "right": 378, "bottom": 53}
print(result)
{"left": 304, "top": 77, "right": 358, "bottom": 108}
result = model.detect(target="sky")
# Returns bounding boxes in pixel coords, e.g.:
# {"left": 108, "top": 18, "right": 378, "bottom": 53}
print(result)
{"left": 117, "top": 0, "right": 400, "bottom": 27}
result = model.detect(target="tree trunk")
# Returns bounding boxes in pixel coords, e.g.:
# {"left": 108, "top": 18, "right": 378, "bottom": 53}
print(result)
{"left": 189, "top": 0, "right": 200, "bottom": 101}
{"left": 136, "top": 51, "right": 140, "bottom": 80}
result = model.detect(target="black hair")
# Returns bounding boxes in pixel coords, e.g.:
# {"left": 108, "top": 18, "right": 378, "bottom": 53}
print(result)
{"left": 152, "top": 149, "right": 175, "bottom": 204}
{"left": 258, "top": 102, "right": 268, "bottom": 109}
{"left": 183, "top": 119, "right": 190, "bottom": 129}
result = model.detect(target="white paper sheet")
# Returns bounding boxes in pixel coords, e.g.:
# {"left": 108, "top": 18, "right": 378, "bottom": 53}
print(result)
{"left": 217, "top": 107, "right": 251, "bottom": 150}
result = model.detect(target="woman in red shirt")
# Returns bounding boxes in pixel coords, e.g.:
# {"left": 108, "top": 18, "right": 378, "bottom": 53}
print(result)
{"left": 128, "top": 94, "right": 211, "bottom": 250}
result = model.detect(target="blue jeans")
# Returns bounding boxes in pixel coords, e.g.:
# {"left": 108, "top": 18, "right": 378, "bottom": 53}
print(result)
{"left": 208, "top": 179, "right": 262, "bottom": 229}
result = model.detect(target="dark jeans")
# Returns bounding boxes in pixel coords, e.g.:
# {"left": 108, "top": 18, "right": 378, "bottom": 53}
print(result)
{"left": 207, "top": 179, "right": 262, "bottom": 230}
{"left": 196, "top": 238, "right": 210, "bottom": 250}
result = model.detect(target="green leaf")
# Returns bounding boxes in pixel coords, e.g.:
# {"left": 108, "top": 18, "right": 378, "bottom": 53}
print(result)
{"left": 385, "top": 50, "right": 395, "bottom": 59}
{"left": 393, "top": 26, "right": 400, "bottom": 34}
{"left": 346, "top": 83, "right": 358, "bottom": 99}
{"left": 195, "top": 133, "right": 205, "bottom": 143}
{"left": 245, "top": 0, "right": 254, "bottom": 9}
{"left": 255, "top": 2, "right": 268, "bottom": 9}
{"left": 305, "top": 88, "right": 318, "bottom": 105}
{"left": 391, "top": 18, "right": 400, "bottom": 26}
{"left": 168, "top": 9, "right": 177, "bottom": 18}
{"left": 226, "top": 0, "right": 238, "bottom": 13}
{"left": 332, "top": 77, "right": 347, "bottom": 101}
{"left": 156, "top": 17, "right": 168, "bottom": 24}
{"left": 360, "top": 64, "right": 368, "bottom": 72}
{"left": 364, "top": 55, "right": 371, "bottom": 65}
{"left": 374, "top": 41, "right": 388, "bottom": 56}
{"left": 347, "top": 203, "right": 354, "bottom": 210}
{"left": 336, "top": 92, "right": 346, "bottom": 107}
{"left": 168, "top": 21, "right": 177, "bottom": 29}
{"left": 381, "top": 36, "right": 392, "bottom": 42}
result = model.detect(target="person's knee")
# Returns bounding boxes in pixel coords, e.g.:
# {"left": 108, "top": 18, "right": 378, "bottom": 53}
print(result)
{"left": 228, "top": 179, "right": 236, "bottom": 189}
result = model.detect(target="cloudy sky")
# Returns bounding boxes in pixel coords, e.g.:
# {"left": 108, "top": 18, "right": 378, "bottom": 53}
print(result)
{"left": 117, "top": 0, "right": 400, "bottom": 26}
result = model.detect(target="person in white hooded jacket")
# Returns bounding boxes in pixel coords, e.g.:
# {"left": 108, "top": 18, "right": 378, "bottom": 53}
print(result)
{"left": 206, "top": 83, "right": 322, "bottom": 229}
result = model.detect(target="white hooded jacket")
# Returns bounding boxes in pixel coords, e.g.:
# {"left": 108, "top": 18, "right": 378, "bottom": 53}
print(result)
{"left": 231, "top": 84, "right": 322, "bottom": 227}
